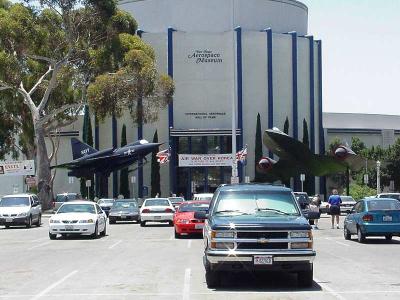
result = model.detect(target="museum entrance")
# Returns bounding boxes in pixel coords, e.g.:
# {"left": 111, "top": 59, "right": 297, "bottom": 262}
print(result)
{"left": 175, "top": 135, "right": 233, "bottom": 200}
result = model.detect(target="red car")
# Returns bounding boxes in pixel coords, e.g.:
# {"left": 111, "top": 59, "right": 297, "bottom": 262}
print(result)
{"left": 173, "top": 201, "right": 210, "bottom": 238}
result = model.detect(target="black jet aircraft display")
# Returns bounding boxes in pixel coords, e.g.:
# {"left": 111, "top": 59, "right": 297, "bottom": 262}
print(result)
{"left": 257, "top": 128, "right": 374, "bottom": 179}
{"left": 52, "top": 138, "right": 161, "bottom": 178}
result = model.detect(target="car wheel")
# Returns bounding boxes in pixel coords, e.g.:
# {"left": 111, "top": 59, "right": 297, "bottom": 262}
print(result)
{"left": 5, "top": 225, "right": 10, "bottom": 229}
{"left": 309, "top": 219, "right": 314, "bottom": 225}
{"left": 140, "top": 221, "right": 146, "bottom": 227}
{"left": 101, "top": 223, "right": 107, "bottom": 236}
{"left": 385, "top": 235, "right": 393, "bottom": 241}
{"left": 92, "top": 222, "right": 99, "bottom": 239}
{"left": 26, "top": 216, "right": 32, "bottom": 228}
{"left": 205, "top": 269, "right": 221, "bottom": 288}
{"left": 109, "top": 219, "right": 116, "bottom": 224}
{"left": 49, "top": 232, "right": 57, "bottom": 240}
{"left": 344, "top": 226, "right": 351, "bottom": 240}
{"left": 61, "top": 234, "right": 67, "bottom": 238}
{"left": 298, "top": 265, "right": 314, "bottom": 288}
{"left": 37, "top": 214, "right": 42, "bottom": 227}
{"left": 169, "top": 221, "right": 174, "bottom": 227}
{"left": 357, "top": 227, "right": 366, "bottom": 243}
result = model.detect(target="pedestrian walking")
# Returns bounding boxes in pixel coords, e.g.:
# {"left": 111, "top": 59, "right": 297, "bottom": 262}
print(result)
{"left": 327, "top": 189, "right": 342, "bottom": 229}
{"left": 310, "top": 194, "right": 321, "bottom": 229}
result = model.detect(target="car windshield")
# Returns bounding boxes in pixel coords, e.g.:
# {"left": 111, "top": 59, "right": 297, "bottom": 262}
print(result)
{"left": 57, "top": 204, "right": 96, "bottom": 214}
{"left": 214, "top": 191, "right": 299, "bottom": 216}
{"left": 0, "top": 197, "right": 30, "bottom": 207}
{"left": 56, "top": 194, "right": 77, "bottom": 202}
{"left": 367, "top": 200, "right": 400, "bottom": 211}
{"left": 99, "top": 199, "right": 114, "bottom": 205}
{"left": 112, "top": 201, "right": 137, "bottom": 209}
{"left": 379, "top": 194, "right": 400, "bottom": 200}
{"left": 145, "top": 199, "right": 170, "bottom": 206}
{"left": 169, "top": 197, "right": 184, "bottom": 203}
{"left": 178, "top": 203, "right": 209, "bottom": 212}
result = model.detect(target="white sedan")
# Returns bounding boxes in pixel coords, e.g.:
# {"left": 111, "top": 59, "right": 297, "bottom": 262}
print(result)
{"left": 49, "top": 201, "right": 107, "bottom": 239}
{"left": 140, "top": 198, "right": 175, "bottom": 227}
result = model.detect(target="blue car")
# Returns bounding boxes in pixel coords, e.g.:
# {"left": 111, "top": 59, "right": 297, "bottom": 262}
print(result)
{"left": 344, "top": 198, "right": 400, "bottom": 243}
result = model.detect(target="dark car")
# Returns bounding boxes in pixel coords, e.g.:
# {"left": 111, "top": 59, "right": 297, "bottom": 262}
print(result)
{"left": 97, "top": 198, "right": 115, "bottom": 216}
{"left": 195, "top": 184, "right": 317, "bottom": 288}
{"left": 108, "top": 199, "right": 140, "bottom": 224}
{"left": 293, "top": 192, "right": 312, "bottom": 221}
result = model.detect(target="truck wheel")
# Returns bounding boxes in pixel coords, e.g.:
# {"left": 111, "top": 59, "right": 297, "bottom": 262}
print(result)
{"left": 49, "top": 232, "right": 57, "bottom": 240}
{"left": 205, "top": 269, "right": 221, "bottom": 288}
{"left": 343, "top": 226, "right": 351, "bottom": 240}
{"left": 298, "top": 266, "right": 313, "bottom": 288}
{"left": 385, "top": 235, "right": 393, "bottom": 241}
{"left": 357, "top": 227, "right": 366, "bottom": 243}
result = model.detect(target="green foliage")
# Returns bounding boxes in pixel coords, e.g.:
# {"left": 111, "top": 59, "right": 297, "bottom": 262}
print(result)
{"left": 151, "top": 130, "right": 160, "bottom": 197}
{"left": 283, "top": 117, "right": 289, "bottom": 135}
{"left": 349, "top": 183, "right": 376, "bottom": 201}
{"left": 80, "top": 105, "right": 94, "bottom": 199}
{"left": 302, "top": 119, "right": 309, "bottom": 147}
{"left": 119, "top": 124, "right": 130, "bottom": 198}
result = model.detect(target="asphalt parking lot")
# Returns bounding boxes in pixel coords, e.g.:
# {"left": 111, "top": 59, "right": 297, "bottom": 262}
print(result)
{"left": 1, "top": 215, "right": 400, "bottom": 300}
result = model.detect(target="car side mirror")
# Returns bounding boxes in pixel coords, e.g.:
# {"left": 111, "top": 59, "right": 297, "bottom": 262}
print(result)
{"left": 194, "top": 211, "right": 208, "bottom": 220}
{"left": 306, "top": 211, "right": 320, "bottom": 220}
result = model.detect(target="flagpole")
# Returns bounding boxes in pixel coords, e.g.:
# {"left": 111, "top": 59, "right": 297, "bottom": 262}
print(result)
{"left": 231, "top": 30, "right": 238, "bottom": 184}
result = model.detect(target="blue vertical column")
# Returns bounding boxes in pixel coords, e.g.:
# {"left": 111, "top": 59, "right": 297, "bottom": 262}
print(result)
{"left": 307, "top": 36, "right": 316, "bottom": 194}
{"left": 168, "top": 27, "right": 177, "bottom": 195}
{"left": 137, "top": 29, "right": 144, "bottom": 198}
{"left": 112, "top": 115, "right": 118, "bottom": 197}
{"left": 290, "top": 32, "right": 299, "bottom": 191}
{"left": 265, "top": 28, "right": 274, "bottom": 158}
{"left": 317, "top": 40, "right": 326, "bottom": 196}
{"left": 235, "top": 27, "right": 244, "bottom": 182}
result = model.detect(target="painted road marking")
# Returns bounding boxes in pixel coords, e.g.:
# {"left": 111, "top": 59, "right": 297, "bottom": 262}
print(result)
{"left": 30, "top": 238, "right": 48, "bottom": 243}
{"left": 30, "top": 270, "right": 78, "bottom": 300}
{"left": 183, "top": 268, "right": 191, "bottom": 300}
{"left": 314, "top": 276, "right": 347, "bottom": 300}
{"left": 325, "top": 237, "right": 350, "bottom": 247}
{"left": 109, "top": 240, "right": 122, "bottom": 249}
{"left": 27, "top": 242, "right": 51, "bottom": 250}
{"left": 187, "top": 240, "right": 192, "bottom": 249}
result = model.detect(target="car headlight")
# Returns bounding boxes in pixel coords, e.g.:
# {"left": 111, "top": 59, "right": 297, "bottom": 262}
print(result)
{"left": 290, "top": 231, "right": 311, "bottom": 238}
{"left": 176, "top": 219, "right": 190, "bottom": 224}
{"left": 211, "top": 231, "right": 235, "bottom": 239}
{"left": 50, "top": 219, "right": 60, "bottom": 223}
{"left": 79, "top": 219, "right": 94, "bottom": 223}
{"left": 210, "top": 242, "right": 235, "bottom": 250}
{"left": 18, "top": 212, "right": 28, "bottom": 217}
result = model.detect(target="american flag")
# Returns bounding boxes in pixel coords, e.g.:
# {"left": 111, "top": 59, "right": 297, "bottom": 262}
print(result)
{"left": 156, "top": 147, "right": 171, "bottom": 164}
{"left": 236, "top": 145, "right": 248, "bottom": 163}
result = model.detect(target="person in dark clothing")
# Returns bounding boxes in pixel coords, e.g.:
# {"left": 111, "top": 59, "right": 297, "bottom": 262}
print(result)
{"left": 328, "top": 189, "right": 342, "bottom": 229}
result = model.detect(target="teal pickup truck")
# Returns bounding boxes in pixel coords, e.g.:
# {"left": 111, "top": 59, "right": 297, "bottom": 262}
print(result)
{"left": 195, "top": 184, "right": 318, "bottom": 288}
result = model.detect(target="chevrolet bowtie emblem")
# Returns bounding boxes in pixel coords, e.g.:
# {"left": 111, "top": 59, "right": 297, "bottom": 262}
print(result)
{"left": 258, "top": 238, "right": 269, "bottom": 244}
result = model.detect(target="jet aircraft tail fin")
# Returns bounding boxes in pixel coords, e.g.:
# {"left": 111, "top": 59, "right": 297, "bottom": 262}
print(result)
{"left": 71, "top": 138, "right": 97, "bottom": 160}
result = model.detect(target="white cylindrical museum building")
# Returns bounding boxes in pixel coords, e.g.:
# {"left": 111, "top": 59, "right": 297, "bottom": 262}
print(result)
{"left": 50, "top": 0, "right": 324, "bottom": 199}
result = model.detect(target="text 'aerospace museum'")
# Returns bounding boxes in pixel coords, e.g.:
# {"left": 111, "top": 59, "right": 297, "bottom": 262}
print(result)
{"left": 48, "top": 0, "right": 325, "bottom": 199}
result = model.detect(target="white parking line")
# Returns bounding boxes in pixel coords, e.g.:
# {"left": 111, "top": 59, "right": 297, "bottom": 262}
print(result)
{"left": 30, "top": 270, "right": 78, "bottom": 300}
{"left": 182, "top": 268, "right": 191, "bottom": 300}
{"left": 109, "top": 240, "right": 122, "bottom": 249}
{"left": 314, "top": 276, "right": 347, "bottom": 300}
{"left": 187, "top": 240, "right": 192, "bottom": 249}
{"left": 30, "top": 238, "right": 48, "bottom": 243}
{"left": 28, "top": 242, "right": 51, "bottom": 250}
{"left": 169, "top": 234, "right": 175, "bottom": 240}
{"left": 325, "top": 237, "right": 350, "bottom": 247}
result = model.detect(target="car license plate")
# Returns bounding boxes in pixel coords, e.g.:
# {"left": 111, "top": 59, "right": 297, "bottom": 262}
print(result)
{"left": 195, "top": 224, "right": 204, "bottom": 229}
{"left": 154, "top": 216, "right": 161, "bottom": 219}
{"left": 5, "top": 218, "right": 13, "bottom": 223}
{"left": 65, "top": 225, "right": 74, "bottom": 231}
{"left": 383, "top": 215, "right": 392, "bottom": 222}
{"left": 254, "top": 255, "right": 273, "bottom": 265}
{"left": 121, "top": 215, "right": 126, "bottom": 219}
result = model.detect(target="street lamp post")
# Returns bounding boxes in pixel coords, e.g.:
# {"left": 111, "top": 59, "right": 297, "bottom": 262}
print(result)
{"left": 376, "top": 160, "right": 381, "bottom": 194}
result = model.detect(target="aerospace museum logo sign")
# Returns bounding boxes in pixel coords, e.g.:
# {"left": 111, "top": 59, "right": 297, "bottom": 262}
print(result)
{"left": 188, "top": 50, "right": 223, "bottom": 64}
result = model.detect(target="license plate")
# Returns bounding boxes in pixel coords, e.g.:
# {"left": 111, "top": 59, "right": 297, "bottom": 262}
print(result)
{"left": 5, "top": 218, "right": 13, "bottom": 223}
{"left": 383, "top": 215, "right": 393, "bottom": 222}
{"left": 254, "top": 255, "right": 273, "bottom": 265}
{"left": 121, "top": 216, "right": 126, "bottom": 219}
{"left": 195, "top": 224, "right": 204, "bottom": 229}
{"left": 154, "top": 216, "right": 161, "bottom": 219}
{"left": 65, "top": 225, "right": 74, "bottom": 231}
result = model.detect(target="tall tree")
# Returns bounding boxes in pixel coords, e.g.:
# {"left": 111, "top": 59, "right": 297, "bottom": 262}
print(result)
{"left": 283, "top": 117, "right": 289, "bottom": 135}
{"left": 302, "top": 119, "right": 309, "bottom": 147}
{"left": 151, "top": 130, "right": 161, "bottom": 197}
{"left": 119, "top": 124, "right": 130, "bottom": 198}
{"left": 254, "top": 113, "right": 264, "bottom": 182}
{"left": 302, "top": 119, "right": 314, "bottom": 195}
{"left": 80, "top": 105, "right": 94, "bottom": 199}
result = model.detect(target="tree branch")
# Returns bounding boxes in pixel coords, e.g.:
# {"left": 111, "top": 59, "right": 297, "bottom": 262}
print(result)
{"left": 29, "top": 66, "right": 53, "bottom": 96}
{"left": 38, "top": 103, "right": 83, "bottom": 127}
{"left": 18, "top": 82, "right": 38, "bottom": 114}
{"left": 26, "top": 54, "right": 55, "bottom": 64}
{"left": 0, "top": 81, "right": 13, "bottom": 91}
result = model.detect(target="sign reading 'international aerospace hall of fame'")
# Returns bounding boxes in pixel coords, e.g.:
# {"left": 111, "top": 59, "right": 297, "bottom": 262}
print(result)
{"left": 179, "top": 154, "right": 233, "bottom": 167}
{"left": 0, "top": 160, "right": 35, "bottom": 176}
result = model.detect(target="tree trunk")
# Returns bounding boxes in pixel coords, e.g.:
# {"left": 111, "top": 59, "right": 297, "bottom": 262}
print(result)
{"left": 35, "top": 125, "right": 52, "bottom": 209}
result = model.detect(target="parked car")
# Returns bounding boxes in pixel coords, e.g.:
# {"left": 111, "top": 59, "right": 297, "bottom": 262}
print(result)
{"left": 195, "top": 184, "right": 317, "bottom": 288}
{"left": 48, "top": 201, "right": 107, "bottom": 239}
{"left": 53, "top": 193, "right": 81, "bottom": 211}
{"left": 343, "top": 198, "right": 400, "bottom": 243}
{"left": 139, "top": 198, "right": 174, "bottom": 227}
{"left": 0, "top": 194, "right": 42, "bottom": 228}
{"left": 376, "top": 193, "right": 400, "bottom": 201}
{"left": 340, "top": 196, "right": 356, "bottom": 214}
{"left": 193, "top": 193, "right": 214, "bottom": 201}
{"left": 97, "top": 198, "right": 115, "bottom": 216}
{"left": 168, "top": 197, "right": 185, "bottom": 209}
{"left": 109, "top": 199, "right": 140, "bottom": 224}
{"left": 173, "top": 201, "right": 210, "bottom": 238}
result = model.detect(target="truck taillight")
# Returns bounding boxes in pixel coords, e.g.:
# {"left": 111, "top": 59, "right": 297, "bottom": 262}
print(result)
{"left": 363, "top": 214, "right": 373, "bottom": 222}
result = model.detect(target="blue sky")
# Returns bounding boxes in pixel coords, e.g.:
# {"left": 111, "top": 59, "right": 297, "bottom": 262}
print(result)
{"left": 302, "top": 0, "right": 400, "bottom": 115}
